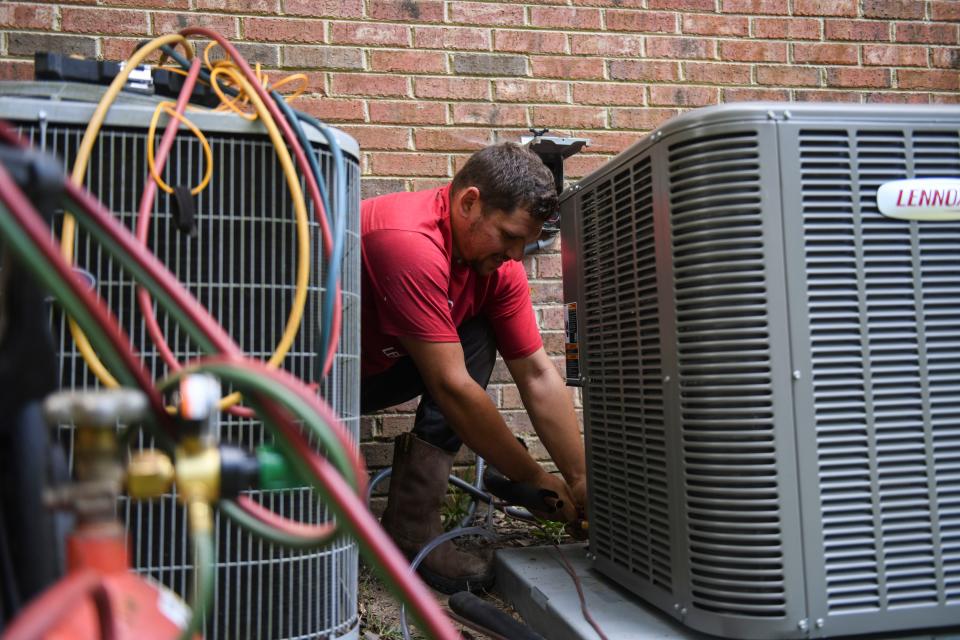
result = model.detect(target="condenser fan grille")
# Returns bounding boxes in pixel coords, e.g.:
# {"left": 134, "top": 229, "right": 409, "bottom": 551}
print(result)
{"left": 580, "top": 154, "right": 673, "bottom": 591}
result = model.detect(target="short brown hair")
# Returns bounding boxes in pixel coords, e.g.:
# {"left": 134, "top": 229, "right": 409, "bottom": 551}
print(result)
{"left": 451, "top": 143, "right": 558, "bottom": 222}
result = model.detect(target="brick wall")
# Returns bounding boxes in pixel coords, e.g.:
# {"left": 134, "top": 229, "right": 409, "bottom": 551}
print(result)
{"left": 1, "top": 1, "right": 957, "bottom": 507}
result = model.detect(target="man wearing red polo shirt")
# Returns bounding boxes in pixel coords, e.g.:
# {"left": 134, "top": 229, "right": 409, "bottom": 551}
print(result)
{"left": 361, "top": 143, "right": 587, "bottom": 594}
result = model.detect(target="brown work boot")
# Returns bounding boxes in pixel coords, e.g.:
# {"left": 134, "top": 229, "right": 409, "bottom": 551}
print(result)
{"left": 380, "top": 432, "right": 494, "bottom": 594}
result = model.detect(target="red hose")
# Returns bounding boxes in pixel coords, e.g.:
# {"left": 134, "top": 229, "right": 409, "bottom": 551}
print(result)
{"left": 0, "top": 149, "right": 174, "bottom": 436}
{"left": 178, "top": 27, "right": 343, "bottom": 378}
{"left": 133, "top": 58, "right": 209, "bottom": 402}
{"left": 2, "top": 570, "right": 116, "bottom": 640}
{"left": 255, "top": 398, "right": 459, "bottom": 640}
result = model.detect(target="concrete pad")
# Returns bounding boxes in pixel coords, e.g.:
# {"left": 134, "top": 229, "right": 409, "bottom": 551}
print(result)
{"left": 495, "top": 545, "right": 960, "bottom": 640}
{"left": 495, "top": 544, "right": 712, "bottom": 640}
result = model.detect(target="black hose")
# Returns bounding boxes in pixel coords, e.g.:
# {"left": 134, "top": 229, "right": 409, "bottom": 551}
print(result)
{"left": 449, "top": 592, "right": 546, "bottom": 640}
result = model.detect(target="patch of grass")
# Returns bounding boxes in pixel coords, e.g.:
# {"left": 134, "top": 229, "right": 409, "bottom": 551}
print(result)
{"left": 440, "top": 485, "right": 473, "bottom": 531}
{"left": 531, "top": 519, "right": 567, "bottom": 546}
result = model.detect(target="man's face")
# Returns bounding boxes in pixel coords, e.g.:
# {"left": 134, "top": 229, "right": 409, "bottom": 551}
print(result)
{"left": 454, "top": 188, "right": 543, "bottom": 276}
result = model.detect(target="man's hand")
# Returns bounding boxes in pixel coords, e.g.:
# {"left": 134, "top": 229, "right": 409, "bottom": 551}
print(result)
{"left": 529, "top": 469, "right": 578, "bottom": 524}
{"left": 569, "top": 476, "right": 587, "bottom": 513}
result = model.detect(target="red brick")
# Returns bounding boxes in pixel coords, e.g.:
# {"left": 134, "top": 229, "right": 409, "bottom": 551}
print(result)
{"left": 567, "top": 154, "right": 613, "bottom": 178}
{"left": 683, "top": 14, "right": 749, "bottom": 37}
{"left": 895, "top": 22, "right": 959, "bottom": 45}
{"left": 932, "top": 48, "right": 960, "bottom": 69}
{"left": 720, "top": 40, "right": 787, "bottom": 62}
{"left": 564, "top": 131, "right": 636, "bottom": 154}
{"left": 283, "top": 47, "right": 363, "bottom": 71}
{"left": 104, "top": 0, "right": 189, "bottom": 8}
{"left": 609, "top": 107, "right": 678, "bottom": 130}
{"left": 295, "top": 71, "right": 322, "bottom": 93}
{"left": 369, "top": 0, "right": 443, "bottom": 22}
{"left": 494, "top": 30, "right": 567, "bottom": 55}
{"left": 794, "top": 89, "right": 862, "bottom": 102}
{"left": 380, "top": 413, "right": 415, "bottom": 438}
{"left": 684, "top": 62, "right": 751, "bottom": 84}
{"left": 495, "top": 79, "right": 568, "bottom": 103}
{"left": 752, "top": 17, "right": 820, "bottom": 40}
{"left": 898, "top": 69, "right": 960, "bottom": 90}
{"left": 756, "top": 65, "right": 820, "bottom": 86}
{"left": 648, "top": 0, "right": 715, "bottom": 8}
{"left": 245, "top": 17, "right": 324, "bottom": 43}
{"left": 361, "top": 442, "right": 395, "bottom": 468}
{"left": 415, "top": 26, "right": 491, "bottom": 51}
{"left": 607, "top": 10, "right": 678, "bottom": 33}
{"left": 502, "top": 385, "right": 524, "bottom": 409}
{"left": 530, "top": 7, "right": 601, "bottom": 30}
{"left": 284, "top": 0, "right": 362, "bottom": 17}
{"left": 863, "top": 0, "right": 925, "bottom": 19}
{"left": 414, "top": 76, "right": 490, "bottom": 100}
{"left": 863, "top": 44, "right": 927, "bottom": 67}
{"left": 932, "top": 1, "right": 960, "bottom": 21}
{"left": 570, "top": 0, "right": 644, "bottom": 6}
{"left": 0, "top": 61, "right": 33, "bottom": 80}
{"left": 331, "top": 22, "right": 409, "bottom": 47}
{"left": 537, "top": 253, "right": 562, "bottom": 278}
{"left": 931, "top": 93, "right": 960, "bottom": 104}
{"left": 0, "top": 4, "right": 54, "bottom": 29}
{"left": 794, "top": 0, "right": 856, "bottom": 16}
{"left": 369, "top": 101, "right": 446, "bottom": 125}
{"left": 531, "top": 106, "right": 606, "bottom": 129}
{"left": 572, "top": 82, "right": 646, "bottom": 106}
{"left": 101, "top": 37, "right": 144, "bottom": 61}
{"left": 646, "top": 36, "right": 716, "bottom": 60}
{"left": 338, "top": 126, "right": 410, "bottom": 151}
{"left": 541, "top": 331, "right": 566, "bottom": 355}
{"left": 153, "top": 12, "right": 237, "bottom": 38}
{"left": 723, "top": 87, "right": 789, "bottom": 101}
{"left": 793, "top": 43, "right": 858, "bottom": 65}
{"left": 330, "top": 73, "right": 407, "bottom": 97}
{"left": 297, "top": 97, "right": 365, "bottom": 122}
{"left": 650, "top": 85, "right": 719, "bottom": 107}
{"left": 825, "top": 19, "right": 890, "bottom": 41}
{"left": 415, "top": 128, "right": 492, "bottom": 151}
{"left": 866, "top": 92, "right": 929, "bottom": 104}
{"left": 528, "top": 280, "right": 563, "bottom": 304}
{"left": 532, "top": 56, "right": 604, "bottom": 79}
{"left": 609, "top": 59, "right": 680, "bottom": 82}
{"left": 370, "top": 50, "right": 445, "bottom": 74}
{"left": 195, "top": 0, "right": 279, "bottom": 12}
{"left": 826, "top": 67, "right": 891, "bottom": 88}
{"left": 571, "top": 33, "right": 644, "bottom": 57}
{"left": 411, "top": 178, "right": 451, "bottom": 191}
{"left": 369, "top": 152, "right": 448, "bottom": 176}
{"left": 452, "top": 104, "right": 527, "bottom": 127}
{"left": 540, "top": 307, "right": 565, "bottom": 330}
{"left": 359, "top": 415, "right": 375, "bottom": 440}
{"left": 450, "top": 2, "right": 525, "bottom": 26}
{"left": 60, "top": 8, "right": 148, "bottom": 35}
{"left": 721, "top": 0, "right": 788, "bottom": 13}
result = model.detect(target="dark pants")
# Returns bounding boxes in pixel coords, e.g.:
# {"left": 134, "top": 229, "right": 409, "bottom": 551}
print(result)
{"left": 360, "top": 316, "right": 497, "bottom": 453}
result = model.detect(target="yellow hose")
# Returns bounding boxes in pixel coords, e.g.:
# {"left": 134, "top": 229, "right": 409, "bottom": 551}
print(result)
{"left": 61, "top": 35, "right": 312, "bottom": 414}
{"left": 62, "top": 34, "right": 195, "bottom": 388}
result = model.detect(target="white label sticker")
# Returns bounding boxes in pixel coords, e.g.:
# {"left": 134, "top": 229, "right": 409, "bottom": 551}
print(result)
{"left": 157, "top": 586, "right": 191, "bottom": 630}
{"left": 877, "top": 178, "right": 960, "bottom": 221}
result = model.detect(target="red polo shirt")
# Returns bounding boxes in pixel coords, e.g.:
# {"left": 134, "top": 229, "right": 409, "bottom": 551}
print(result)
{"left": 361, "top": 184, "right": 542, "bottom": 378}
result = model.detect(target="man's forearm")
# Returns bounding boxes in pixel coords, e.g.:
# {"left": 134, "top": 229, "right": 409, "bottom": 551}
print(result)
{"left": 517, "top": 367, "right": 586, "bottom": 487}
{"left": 432, "top": 377, "right": 544, "bottom": 484}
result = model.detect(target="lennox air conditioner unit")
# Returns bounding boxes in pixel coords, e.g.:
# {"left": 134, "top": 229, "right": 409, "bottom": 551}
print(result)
{"left": 0, "top": 81, "right": 362, "bottom": 640}
{"left": 560, "top": 103, "right": 960, "bottom": 639}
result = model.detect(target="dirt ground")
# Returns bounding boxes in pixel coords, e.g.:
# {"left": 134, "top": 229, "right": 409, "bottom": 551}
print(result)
{"left": 358, "top": 508, "right": 565, "bottom": 639}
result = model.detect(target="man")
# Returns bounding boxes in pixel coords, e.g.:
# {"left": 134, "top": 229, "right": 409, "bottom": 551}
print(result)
{"left": 360, "top": 142, "right": 587, "bottom": 594}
